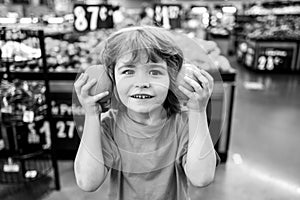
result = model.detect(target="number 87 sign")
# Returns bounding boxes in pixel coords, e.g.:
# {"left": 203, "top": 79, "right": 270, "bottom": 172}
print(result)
{"left": 73, "top": 4, "right": 114, "bottom": 32}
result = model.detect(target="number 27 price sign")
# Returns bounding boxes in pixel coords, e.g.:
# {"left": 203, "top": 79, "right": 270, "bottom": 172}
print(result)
{"left": 27, "top": 119, "right": 82, "bottom": 149}
{"left": 73, "top": 4, "right": 114, "bottom": 32}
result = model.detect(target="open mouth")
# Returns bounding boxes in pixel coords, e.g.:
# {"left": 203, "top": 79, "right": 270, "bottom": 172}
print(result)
{"left": 130, "top": 94, "right": 154, "bottom": 99}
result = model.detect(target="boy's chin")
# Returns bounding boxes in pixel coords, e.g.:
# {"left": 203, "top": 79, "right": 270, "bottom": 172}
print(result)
{"left": 127, "top": 105, "right": 162, "bottom": 114}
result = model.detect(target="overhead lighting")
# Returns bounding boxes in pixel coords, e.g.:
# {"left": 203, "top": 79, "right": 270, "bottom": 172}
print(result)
{"left": 0, "top": 18, "right": 17, "bottom": 24}
{"left": 222, "top": 6, "right": 237, "bottom": 14}
{"left": 20, "top": 18, "right": 32, "bottom": 24}
{"left": 48, "top": 17, "right": 64, "bottom": 24}
{"left": 191, "top": 7, "right": 208, "bottom": 14}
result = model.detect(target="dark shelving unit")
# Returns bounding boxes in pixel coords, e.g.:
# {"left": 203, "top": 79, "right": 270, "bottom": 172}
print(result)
{"left": 0, "top": 27, "right": 60, "bottom": 190}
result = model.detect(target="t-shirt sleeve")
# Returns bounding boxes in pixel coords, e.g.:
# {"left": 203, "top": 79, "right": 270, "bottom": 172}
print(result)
{"left": 100, "top": 110, "right": 118, "bottom": 169}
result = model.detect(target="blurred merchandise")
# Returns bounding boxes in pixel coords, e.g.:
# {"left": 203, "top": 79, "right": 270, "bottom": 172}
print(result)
{"left": 0, "top": 79, "right": 46, "bottom": 123}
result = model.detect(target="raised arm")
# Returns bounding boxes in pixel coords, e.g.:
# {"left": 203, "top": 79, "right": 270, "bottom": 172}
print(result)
{"left": 178, "top": 68, "right": 216, "bottom": 187}
{"left": 73, "top": 73, "right": 110, "bottom": 191}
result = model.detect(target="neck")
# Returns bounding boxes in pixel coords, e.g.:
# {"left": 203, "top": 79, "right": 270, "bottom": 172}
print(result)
{"left": 126, "top": 106, "right": 167, "bottom": 126}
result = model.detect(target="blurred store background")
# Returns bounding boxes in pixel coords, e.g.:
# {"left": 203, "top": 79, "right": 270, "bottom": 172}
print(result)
{"left": 0, "top": 0, "right": 300, "bottom": 200}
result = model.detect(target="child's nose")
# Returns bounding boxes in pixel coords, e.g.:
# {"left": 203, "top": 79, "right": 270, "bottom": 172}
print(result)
{"left": 133, "top": 70, "right": 151, "bottom": 88}
{"left": 134, "top": 82, "right": 150, "bottom": 88}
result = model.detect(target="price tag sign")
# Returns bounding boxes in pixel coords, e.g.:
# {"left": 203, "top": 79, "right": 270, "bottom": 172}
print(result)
{"left": 259, "top": 48, "right": 294, "bottom": 71}
{"left": 256, "top": 47, "right": 295, "bottom": 71}
{"left": 153, "top": 4, "right": 182, "bottom": 29}
{"left": 73, "top": 4, "right": 114, "bottom": 32}
{"left": 253, "top": 41, "right": 298, "bottom": 71}
{"left": 28, "top": 118, "right": 83, "bottom": 150}
{"left": 49, "top": 92, "right": 84, "bottom": 152}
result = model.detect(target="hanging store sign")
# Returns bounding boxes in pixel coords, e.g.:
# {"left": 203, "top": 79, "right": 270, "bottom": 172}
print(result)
{"left": 153, "top": 4, "right": 182, "bottom": 29}
{"left": 73, "top": 4, "right": 114, "bottom": 32}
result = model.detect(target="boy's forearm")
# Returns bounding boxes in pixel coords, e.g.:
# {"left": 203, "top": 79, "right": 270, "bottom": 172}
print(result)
{"left": 185, "top": 111, "right": 216, "bottom": 187}
{"left": 80, "top": 114, "right": 105, "bottom": 157}
{"left": 74, "top": 114, "right": 107, "bottom": 191}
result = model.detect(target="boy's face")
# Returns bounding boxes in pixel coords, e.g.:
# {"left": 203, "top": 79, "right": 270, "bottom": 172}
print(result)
{"left": 114, "top": 52, "right": 170, "bottom": 114}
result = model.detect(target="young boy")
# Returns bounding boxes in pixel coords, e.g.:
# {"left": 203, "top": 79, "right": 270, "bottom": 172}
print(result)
{"left": 74, "top": 26, "right": 217, "bottom": 200}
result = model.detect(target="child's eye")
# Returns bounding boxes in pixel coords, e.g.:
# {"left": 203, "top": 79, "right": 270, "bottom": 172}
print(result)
{"left": 150, "top": 70, "right": 162, "bottom": 76}
{"left": 122, "top": 70, "right": 134, "bottom": 75}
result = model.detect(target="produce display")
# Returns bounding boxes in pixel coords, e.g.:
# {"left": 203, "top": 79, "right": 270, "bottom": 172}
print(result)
{"left": 0, "top": 10, "right": 235, "bottom": 75}
{"left": 0, "top": 80, "right": 46, "bottom": 123}
{"left": 0, "top": 79, "right": 50, "bottom": 159}
{"left": 238, "top": 1, "right": 300, "bottom": 41}
{"left": 172, "top": 31, "right": 235, "bottom": 73}
{"left": 26, "top": 28, "right": 234, "bottom": 73}
{"left": 45, "top": 30, "right": 113, "bottom": 72}
{"left": 0, "top": 40, "right": 41, "bottom": 62}
{"left": 245, "top": 5, "right": 300, "bottom": 15}
{"left": 246, "top": 15, "right": 300, "bottom": 40}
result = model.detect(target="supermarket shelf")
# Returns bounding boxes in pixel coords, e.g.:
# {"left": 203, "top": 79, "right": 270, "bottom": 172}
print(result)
{"left": 48, "top": 72, "right": 77, "bottom": 80}
{"left": 1, "top": 71, "right": 235, "bottom": 82}
{"left": 0, "top": 72, "right": 78, "bottom": 81}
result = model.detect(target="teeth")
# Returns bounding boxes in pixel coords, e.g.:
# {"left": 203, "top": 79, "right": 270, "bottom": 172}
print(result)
{"left": 132, "top": 95, "right": 152, "bottom": 99}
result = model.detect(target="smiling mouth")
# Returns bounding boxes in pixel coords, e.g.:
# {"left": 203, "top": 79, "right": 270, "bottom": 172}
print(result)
{"left": 130, "top": 94, "right": 154, "bottom": 99}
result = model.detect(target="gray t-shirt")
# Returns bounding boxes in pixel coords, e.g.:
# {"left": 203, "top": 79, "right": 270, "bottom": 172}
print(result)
{"left": 100, "top": 109, "right": 190, "bottom": 200}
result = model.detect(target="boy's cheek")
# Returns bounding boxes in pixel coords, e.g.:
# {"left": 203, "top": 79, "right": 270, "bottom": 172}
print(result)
{"left": 150, "top": 80, "right": 169, "bottom": 89}
{"left": 115, "top": 77, "right": 130, "bottom": 89}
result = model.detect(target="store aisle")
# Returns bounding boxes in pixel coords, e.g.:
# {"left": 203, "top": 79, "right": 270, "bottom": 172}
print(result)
{"left": 1, "top": 57, "right": 300, "bottom": 200}
{"left": 229, "top": 62, "right": 300, "bottom": 188}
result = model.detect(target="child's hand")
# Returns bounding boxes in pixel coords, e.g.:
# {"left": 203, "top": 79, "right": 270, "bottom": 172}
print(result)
{"left": 178, "top": 68, "right": 214, "bottom": 112}
{"left": 74, "top": 73, "right": 109, "bottom": 115}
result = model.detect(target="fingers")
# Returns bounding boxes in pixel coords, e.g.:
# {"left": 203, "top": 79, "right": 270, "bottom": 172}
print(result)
{"left": 192, "top": 68, "right": 209, "bottom": 89}
{"left": 184, "top": 76, "right": 202, "bottom": 93}
{"left": 74, "top": 73, "right": 98, "bottom": 97}
{"left": 178, "top": 85, "right": 194, "bottom": 99}
{"left": 183, "top": 68, "right": 214, "bottom": 96}
{"left": 74, "top": 73, "right": 88, "bottom": 95}
{"left": 93, "top": 91, "right": 109, "bottom": 102}
{"left": 200, "top": 69, "right": 214, "bottom": 91}
{"left": 81, "top": 78, "right": 97, "bottom": 96}
{"left": 200, "top": 69, "right": 213, "bottom": 82}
